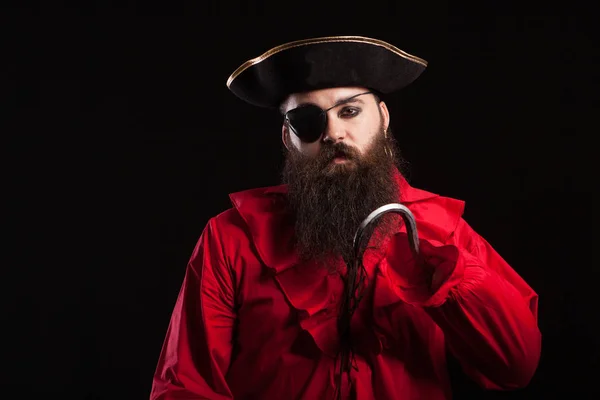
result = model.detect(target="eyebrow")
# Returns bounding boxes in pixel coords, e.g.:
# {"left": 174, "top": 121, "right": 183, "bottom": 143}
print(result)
{"left": 331, "top": 95, "right": 366, "bottom": 107}
{"left": 297, "top": 93, "right": 367, "bottom": 110}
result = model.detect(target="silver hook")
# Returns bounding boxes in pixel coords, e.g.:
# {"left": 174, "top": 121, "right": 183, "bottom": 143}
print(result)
{"left": 353, "top": 203, "right": 420, "bottom": 261}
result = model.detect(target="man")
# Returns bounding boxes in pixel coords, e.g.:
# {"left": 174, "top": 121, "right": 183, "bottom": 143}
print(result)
{"left": 150, "top": 36, "right": 541, "bottom": 399}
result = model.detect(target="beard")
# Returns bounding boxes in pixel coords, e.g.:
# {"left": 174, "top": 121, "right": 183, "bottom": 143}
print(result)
{"left": 281, "top": 127, "right": 405, "bottom": 266}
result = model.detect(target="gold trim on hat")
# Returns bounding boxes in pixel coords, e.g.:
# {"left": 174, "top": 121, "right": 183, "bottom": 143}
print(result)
{"left": 226, "top": 35, "right": 428, "bottom": 88}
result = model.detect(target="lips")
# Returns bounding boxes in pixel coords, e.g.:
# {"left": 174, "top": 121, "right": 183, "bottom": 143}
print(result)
{"left": 321, "top": 145, "right": 355, "bottom": 165}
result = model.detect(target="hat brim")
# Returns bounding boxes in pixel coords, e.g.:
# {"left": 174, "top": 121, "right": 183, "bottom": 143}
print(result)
{"left": 226, "top": 36, "right": 428, "bottom": 109}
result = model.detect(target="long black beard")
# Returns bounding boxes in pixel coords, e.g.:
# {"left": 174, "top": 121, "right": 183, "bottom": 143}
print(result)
{"left": 281, "top": 130, "right": 401, "bottom": 265}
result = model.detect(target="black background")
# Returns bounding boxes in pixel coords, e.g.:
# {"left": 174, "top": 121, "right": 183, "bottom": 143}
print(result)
{"left": 4, "top": 11, "right": 597, "bottom": 400}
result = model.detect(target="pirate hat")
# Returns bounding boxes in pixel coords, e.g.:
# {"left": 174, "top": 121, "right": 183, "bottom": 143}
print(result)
{"left": 226, "top": 35, "right": 428, "bottom": 109}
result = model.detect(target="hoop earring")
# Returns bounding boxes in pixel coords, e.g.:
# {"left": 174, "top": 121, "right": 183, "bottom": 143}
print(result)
{"left": 383, "top": 129, "right": 393, "bottom": 160}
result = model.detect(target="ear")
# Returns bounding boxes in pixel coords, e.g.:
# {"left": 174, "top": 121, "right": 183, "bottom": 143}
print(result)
{"left": 379, "top": 100, "right": 391, "bottom": 132}
{"left": 282, "top": 123, "right": 291, "bottom": 151}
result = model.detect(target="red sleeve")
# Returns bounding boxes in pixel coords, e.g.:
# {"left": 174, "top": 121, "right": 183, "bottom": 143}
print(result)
{"left": 385, "top": 219, "right": 541, "bottom": 390}
{"left": 150, "top": 218, "right": 235, "bottom": 399}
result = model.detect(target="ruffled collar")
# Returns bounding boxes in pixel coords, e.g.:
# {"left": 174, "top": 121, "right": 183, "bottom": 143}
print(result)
{"left": 228, "top": 169, "right": 439, "bottom": 275}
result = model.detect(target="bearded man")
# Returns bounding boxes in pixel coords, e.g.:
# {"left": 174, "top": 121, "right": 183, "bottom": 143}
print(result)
{"left": 150, "top": 36, "right": 541, "bottom": 400}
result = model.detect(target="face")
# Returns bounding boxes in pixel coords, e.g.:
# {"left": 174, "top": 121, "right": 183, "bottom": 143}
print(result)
{"left": 280, "top": 87, "right": 403, "bottom": 265}
{"left": 281, "top": 86, "right": 390, "bottom": 160}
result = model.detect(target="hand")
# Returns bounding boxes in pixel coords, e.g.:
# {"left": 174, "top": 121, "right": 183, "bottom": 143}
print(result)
{"left": 386, "top": 232, "right": 459, "bottom": 299}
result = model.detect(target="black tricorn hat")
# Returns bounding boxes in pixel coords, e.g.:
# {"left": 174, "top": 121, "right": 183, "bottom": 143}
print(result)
{"left": 226, "top": 35, "right": 428, "bottom": 109}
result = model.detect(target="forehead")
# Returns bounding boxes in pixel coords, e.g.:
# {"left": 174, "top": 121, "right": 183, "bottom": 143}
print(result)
{"left": 282, "top": 86, "right": 372, "bottom": 112}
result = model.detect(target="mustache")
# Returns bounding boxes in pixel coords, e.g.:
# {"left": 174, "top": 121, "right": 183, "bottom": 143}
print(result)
{"left": 315, "top": 142, "right": 361, "bottom": 165}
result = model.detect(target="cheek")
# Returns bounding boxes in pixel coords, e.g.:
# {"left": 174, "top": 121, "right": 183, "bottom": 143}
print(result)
{"left": 354, "top": 127, "right": 379, "bottom": 154}
{"left": 302, "top": 143, "right": 321, "bottom": 158}
{"left": 291, "top": 136, "right": 320, "bottom": 157}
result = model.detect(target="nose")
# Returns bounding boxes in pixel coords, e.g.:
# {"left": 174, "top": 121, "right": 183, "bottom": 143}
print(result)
{"left": 322, "top": 112, "right": 346, "bottom": 143}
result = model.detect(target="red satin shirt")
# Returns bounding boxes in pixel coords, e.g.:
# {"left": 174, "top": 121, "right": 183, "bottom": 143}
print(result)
{"left": 150, "top": 171, "right": 541, "bottom": 399}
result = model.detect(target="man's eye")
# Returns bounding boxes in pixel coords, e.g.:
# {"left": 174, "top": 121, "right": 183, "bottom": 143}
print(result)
{"left": 339, "top": 107, "right": 360, "bottom": 117}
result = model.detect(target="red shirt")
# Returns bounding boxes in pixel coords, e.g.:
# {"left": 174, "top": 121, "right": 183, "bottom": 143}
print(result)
{"left": 150, "top": 171, "right": 541, "bottom": 399}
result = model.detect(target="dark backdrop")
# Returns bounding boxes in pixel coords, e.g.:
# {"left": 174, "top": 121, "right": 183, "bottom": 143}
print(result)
{"left": 5, "top": 12, "right": 597, "bottom": 400}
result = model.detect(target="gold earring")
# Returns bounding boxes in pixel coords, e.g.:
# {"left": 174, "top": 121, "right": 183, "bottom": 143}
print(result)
{"left": 384, "top": 145, "right": 393, "bottom": 159}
